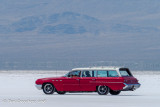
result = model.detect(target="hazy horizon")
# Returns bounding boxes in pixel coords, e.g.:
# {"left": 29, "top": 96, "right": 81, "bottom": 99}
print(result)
{"left": 0, "top": 0, "right": 160, "bottom": 70}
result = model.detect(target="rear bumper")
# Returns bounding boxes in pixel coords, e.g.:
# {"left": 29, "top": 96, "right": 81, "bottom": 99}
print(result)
{"left": 35, "top": 84, "right": 42, "bottom": 90}
{"left": 122, "top": 83, "right": 141, "bottom": 91}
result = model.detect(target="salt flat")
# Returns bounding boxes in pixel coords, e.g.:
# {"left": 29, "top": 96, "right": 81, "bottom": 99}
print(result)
{"left": 0, "top": 70, "right": 160, "bottom": 107}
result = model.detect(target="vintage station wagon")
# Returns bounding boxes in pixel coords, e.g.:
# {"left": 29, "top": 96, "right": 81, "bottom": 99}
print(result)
{"left": 35, "top": 67, "right": 140, "bottom": 95}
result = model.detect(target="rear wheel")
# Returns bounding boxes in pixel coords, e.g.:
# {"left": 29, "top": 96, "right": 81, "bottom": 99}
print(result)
{"left": 97, "top": 85, "right": 109, "bottom": 95}
{"left": 110, "top": 90, "right": 121, "bottom": 95}
{"left": 43, "top": 83, "right": 55, "bottom": 94}
{"left": 57, "top": 91, "right": 66, "bottom": 95}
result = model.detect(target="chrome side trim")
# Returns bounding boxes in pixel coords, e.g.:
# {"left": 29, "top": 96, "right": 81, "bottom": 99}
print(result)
{"left": 123, "top": 83, "right": 128, "bottom": 89}
{"left": 123, "top": 83, "right": 141, "bottom": 91}
{"left": 35, "top": 84, "right": 42, "bottom": 90}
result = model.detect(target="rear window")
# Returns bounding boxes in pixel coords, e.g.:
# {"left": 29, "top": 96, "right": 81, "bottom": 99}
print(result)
{"left": 119, "top": 68, "right": 132, "bottom": 77}
{"left": 97, "top": 70, "right": 119, "bottom": 77}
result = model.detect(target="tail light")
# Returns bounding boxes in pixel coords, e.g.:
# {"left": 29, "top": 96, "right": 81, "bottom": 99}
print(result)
{"left": 124, "top": 79, "right": 127, "bottom": 83}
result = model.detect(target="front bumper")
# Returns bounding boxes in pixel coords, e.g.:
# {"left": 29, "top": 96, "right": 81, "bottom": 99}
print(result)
{"left": 122, "top": 83, "right": 141, "bottom": 91}
{"left": 35, "top": 84, "right": 42, "bottom": 90}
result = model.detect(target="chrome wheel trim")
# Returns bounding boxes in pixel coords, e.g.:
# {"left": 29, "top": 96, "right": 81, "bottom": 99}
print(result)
{"left": 44, "top": 84, "right": 54, "bottom": 94}
{"left": 98, "top": 86, "right": 108, "bottom": 94}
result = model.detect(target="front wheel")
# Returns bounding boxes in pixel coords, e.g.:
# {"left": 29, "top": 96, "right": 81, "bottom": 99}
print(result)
{"left": 43, "top": 83, "right": 55, "bottom": 94}
{"left": 110, "top": 90, "right": 121, "bottom": 95}
{"left": 97, "top": 85, "right": 109, "bottom": 95}
{"left": 57, "top": 91, "right": 66, "bottom": 95}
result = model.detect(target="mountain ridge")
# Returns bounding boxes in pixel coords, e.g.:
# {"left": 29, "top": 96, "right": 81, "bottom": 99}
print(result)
{"left": 0, "top": 11, "right": 160, "bottom": 35}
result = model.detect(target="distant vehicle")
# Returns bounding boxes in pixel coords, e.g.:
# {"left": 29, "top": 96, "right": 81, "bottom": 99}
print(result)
{"left": 35, "top": 67, "right": 140, "bottom": 95}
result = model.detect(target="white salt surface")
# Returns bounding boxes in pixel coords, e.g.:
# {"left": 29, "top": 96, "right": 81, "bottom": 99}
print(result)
{"left": 0, "top": 70, "right": 160, "bottom": 107}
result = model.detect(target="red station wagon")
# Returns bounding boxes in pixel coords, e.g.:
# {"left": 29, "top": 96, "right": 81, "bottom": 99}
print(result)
{"left": 35, "top": 67, "right": 141, "bottom": 95}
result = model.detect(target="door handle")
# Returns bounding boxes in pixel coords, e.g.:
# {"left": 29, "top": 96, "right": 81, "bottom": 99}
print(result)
{"left": 92, "top": 79, "right": 96, "bottom": 80}
{"left": 76, "top": 79, "right": 79, "bottom": 81}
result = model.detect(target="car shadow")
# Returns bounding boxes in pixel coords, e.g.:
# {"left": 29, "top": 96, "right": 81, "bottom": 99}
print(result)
{"left": 50, "top": 93, "right": 143, "bottom": 96}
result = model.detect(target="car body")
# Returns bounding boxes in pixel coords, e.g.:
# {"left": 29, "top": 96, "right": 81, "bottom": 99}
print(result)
{"left": 35, "top": 66, "right": 140, "bottom": 95}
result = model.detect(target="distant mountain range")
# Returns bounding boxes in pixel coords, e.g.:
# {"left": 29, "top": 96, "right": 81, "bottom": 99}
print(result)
{"left": 0, "top": 11, "right": 160, "bottom": 35}
{"left": 0, "top": 12, "right": 102, "bottom": 34}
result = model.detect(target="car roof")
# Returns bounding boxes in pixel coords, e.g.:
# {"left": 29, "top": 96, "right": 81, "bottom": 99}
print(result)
{"left": 72, "top": 66, "right": 124, "bottom": 71}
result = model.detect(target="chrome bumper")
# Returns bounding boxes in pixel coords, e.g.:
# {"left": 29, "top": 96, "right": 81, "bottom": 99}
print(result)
{"left": 123, "top": 83, "right": 141, "bottom": 91}
{"left": 35, "top": 84, "right": 42, "bottom": 90}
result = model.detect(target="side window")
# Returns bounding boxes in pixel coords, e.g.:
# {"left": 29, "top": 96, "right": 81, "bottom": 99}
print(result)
{"left": 97, "top": 71, "right": 107, "bottom": 77}
{"left": 108, "top": 71, "right": 119, "bottom": 77}
{"left": 68, "top": 71, "right": 81, "bottom": 77}
{"left": 82, "top": 71, "right": 92, "bottom": 77}
{"left": 119, "top": 68, "right": 132, "bottom": 77}
{"left": 82, "top": 71, "right": 96, "bottom": 77}
{"left": 119, "top": 70, "right": 130, "bottom": 76}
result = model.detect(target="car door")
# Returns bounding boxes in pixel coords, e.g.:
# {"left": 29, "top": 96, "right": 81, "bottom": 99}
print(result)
{"left": 79, "top": 70, "right": 97, "bottom": 91}
{"left": 63, "top": 71, "right": 81, "bottom": 91}
{"left": 96, "top": 70, "right": 108, "bottom": 86}
{"left": 96, "top": 70, "right": 122, "bottom": 90}
{"left": 107, "top": 70, "right": 124, "bottom": 90}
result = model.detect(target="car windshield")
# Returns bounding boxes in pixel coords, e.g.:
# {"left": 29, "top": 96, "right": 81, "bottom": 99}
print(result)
{"left": 63, "top": 71, "right": 81, "bottom": 77}
{"left": 119, "top": 69, "right": 132, "bottom": 77}
{"left": 64, "top": 72, "right": 69, "bottom": 77}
